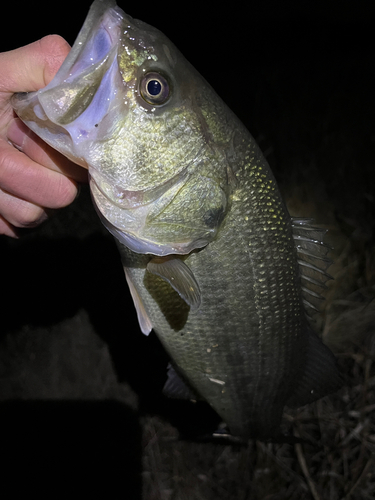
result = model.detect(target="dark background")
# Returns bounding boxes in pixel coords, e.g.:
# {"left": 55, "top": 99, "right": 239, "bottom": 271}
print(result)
{"left": 1, "top": 1, "right": 374, "bottom": 498}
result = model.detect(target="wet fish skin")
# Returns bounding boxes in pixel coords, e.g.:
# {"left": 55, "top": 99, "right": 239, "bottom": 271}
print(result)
{"left": 117, "top": 148, "right": 306, "bottom": 439}
{"left": 11, "top": 0, "right": 342, "bottom": 440}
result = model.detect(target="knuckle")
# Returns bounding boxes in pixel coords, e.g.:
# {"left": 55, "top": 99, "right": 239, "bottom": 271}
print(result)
{"left": 0, "top": 147, "right": 17, "bottom": 181}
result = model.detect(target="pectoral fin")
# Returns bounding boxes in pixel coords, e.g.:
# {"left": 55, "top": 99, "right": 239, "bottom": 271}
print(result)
{"left": 146, "top": 257, "right": 201, "bottom": 310}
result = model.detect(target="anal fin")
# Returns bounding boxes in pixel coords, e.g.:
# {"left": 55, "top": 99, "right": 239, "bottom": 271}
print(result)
{"left": 163, "top": 364, "right": 199, "bottom": 401}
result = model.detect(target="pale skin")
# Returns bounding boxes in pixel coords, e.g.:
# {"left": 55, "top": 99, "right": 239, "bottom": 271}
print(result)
{"left": 0, "top": 35, "right": 88, "bottom": 237}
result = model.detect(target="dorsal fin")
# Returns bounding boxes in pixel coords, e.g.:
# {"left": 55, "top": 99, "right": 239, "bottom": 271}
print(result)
{"left": 292, "top": 218, "right": 332, "bottom": 316}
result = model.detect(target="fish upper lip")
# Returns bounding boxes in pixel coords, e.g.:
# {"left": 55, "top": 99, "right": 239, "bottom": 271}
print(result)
{"left": 88, "top": 164, "right": 190, "bottom": 210}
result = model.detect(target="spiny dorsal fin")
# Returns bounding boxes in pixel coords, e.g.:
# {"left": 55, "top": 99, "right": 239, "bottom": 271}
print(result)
{"left": 147, "top": 257, "right": 201, "bottom": 310}
{"left": 292, "top": 218, "right": 332, "bottom": 316}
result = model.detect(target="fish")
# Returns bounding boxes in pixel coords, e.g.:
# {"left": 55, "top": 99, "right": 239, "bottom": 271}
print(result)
{"left": 12, "top": 0, "right": 342, "bottom": 440}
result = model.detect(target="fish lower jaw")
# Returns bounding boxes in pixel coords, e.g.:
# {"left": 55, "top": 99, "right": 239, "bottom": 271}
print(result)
{"left": 109, "top": 226, "right": 189, "bottom": 256}
{"left": 108, "top": 221, "right": 209, "bottom": 256}
{"left": 91, "top": 193, "right": 198, "bottom": 256}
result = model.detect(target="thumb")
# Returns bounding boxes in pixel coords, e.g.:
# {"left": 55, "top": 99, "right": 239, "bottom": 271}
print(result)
{"left": 0, "top": 35, "right": 70, "bottom": 93}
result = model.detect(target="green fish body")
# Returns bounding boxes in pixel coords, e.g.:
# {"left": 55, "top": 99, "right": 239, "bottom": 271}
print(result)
{"left": 12, "top": 0, "right": 341, "bottom": 439}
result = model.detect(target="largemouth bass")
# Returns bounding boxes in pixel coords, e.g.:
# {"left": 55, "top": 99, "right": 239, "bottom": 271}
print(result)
{"left": 12, "top": 0, "right": 342, "bottom": 440}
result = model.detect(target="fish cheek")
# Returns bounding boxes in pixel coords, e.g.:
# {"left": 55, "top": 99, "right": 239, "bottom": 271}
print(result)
{"left": 143, "top": 272, "right": 189, "bottom": 332}
{"left": 144, "top": 176, "right": 227, "bottom": 242}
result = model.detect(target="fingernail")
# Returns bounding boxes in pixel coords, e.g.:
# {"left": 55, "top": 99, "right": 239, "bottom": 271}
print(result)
{"left": 7, "top": 118, "right": 28, "bottom": 151}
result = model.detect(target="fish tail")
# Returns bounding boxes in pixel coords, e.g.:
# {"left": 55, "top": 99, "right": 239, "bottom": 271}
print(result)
{"left": 286, "top": 328, "right": 343, "bottom": 408}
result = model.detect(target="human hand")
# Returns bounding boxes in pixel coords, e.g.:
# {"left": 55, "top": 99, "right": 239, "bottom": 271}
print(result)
{"left": 0, "top": 35, "right": 88, "bottom": 238}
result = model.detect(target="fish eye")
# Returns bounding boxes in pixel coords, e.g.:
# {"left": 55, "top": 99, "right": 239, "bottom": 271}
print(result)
{"left": 140, "top": 72, "right": 170, "bottom": 105}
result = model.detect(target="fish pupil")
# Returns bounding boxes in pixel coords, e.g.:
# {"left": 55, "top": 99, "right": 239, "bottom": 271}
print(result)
{"left": 147, "top": 79, "right": 162, "bottom": 96}
{"left": 140, "top": 72, "right": 170, "bottom": 105}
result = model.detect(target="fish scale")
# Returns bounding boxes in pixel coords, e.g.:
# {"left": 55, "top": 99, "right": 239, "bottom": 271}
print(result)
{"left": 118, "top": 139, "right": 308, "bottom": 439}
